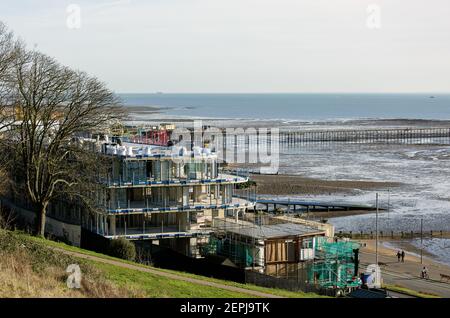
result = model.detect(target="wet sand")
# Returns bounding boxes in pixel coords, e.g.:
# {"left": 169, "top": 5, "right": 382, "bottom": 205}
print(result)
{"left": 304, "top": 209, "right": 376, "bottom": 219}
{"left": 250, "top": 173, "right": 402, "bottom": 196}
{"left": 123, "top": 110, "right": 450, "bottom": 129}
{"left": 124, "top": 105, "right": 160, "bottom": 114}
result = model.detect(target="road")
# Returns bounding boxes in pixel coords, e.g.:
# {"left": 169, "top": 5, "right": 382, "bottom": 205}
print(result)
{"left": 359, "top": 247, "right": 450, "bottom": 297}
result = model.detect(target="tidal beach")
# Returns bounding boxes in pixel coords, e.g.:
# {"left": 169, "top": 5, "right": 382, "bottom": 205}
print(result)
{"left": 122, "top": 95, "right": 450, "bottom": 266}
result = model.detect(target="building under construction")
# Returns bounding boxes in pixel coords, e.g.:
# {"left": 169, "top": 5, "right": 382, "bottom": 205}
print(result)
{"left": 2, "top": 118, "right": 361, "bottom": 292}
{"left": 200, "top": 213, "right": 361, "bottom": 291}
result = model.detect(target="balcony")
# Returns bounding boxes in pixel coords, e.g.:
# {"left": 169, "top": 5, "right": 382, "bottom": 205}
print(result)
{"left": 105, "top": 197, "right": 255, "bottom": 215}
{"left": 102, "top": 173, "right": 248, "bottom": 188}
{"left": 102, "top": 226, "right": 213, "bottom": 240}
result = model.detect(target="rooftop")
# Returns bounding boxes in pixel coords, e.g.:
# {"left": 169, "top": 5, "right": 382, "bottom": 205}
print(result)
{"left": 213, "top": 218, "right": 325, "bottom": 240}
{"left": 77, "top": 136, "right": 218, "bottom": 159}
{"left": 103, "top": 142, "right": 217, "bottom": 159}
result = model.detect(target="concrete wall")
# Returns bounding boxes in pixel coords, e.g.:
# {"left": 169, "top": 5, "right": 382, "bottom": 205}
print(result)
{"left": 2, "top": 200, "right": 81, "bottom": 246}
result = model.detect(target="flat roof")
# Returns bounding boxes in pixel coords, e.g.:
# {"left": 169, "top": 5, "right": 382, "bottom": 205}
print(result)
{"left": 103, "top": 142, "right": 218, "bottom": 159}
{"left": 219, "top": 221, "right": 324, "bottom": 240}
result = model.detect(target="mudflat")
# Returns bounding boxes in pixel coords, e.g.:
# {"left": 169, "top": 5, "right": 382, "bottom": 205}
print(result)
{"left": 251, "top": 174, "right": 401, "bottom": 196}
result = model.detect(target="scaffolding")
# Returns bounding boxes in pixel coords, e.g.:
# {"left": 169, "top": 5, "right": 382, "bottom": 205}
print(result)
{"left": 199, "top": 215, "right": 276, "bottom": 268}
{"left": 308, "top": 237, "right": 360, "bottom": 289}
{"left": 201, "top": 236, "right": 254, "bottom": 267}
{"left": 201, "top": 215, "right": 329, "bottom": 270}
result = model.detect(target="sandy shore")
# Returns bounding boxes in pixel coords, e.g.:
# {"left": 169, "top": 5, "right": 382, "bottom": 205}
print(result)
{"left": 360, "top": 238, "right": 450, "bottom": 274}
{"left": 358, "top": 239, "right": 450, "bottom": 297}
{"left": 250, "top": 173, "right": 401, "bottom": 196}
{"left": 361, "top": 239, "right": 435, "bottom": 261}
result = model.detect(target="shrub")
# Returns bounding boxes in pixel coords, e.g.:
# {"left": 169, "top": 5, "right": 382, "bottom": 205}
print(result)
{"left": 236, "top": 180, "right": 257, "bottom": 189}
{"left": 108, "top": 238, "right": 136, "bottom": 261}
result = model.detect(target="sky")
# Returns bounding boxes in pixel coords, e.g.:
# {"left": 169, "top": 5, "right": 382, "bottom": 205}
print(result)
{"left": 0, "top": 0, "right": 449, "bottom": 93}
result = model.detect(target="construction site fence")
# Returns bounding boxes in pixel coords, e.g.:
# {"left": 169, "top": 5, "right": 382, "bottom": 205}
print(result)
{"left": 245, "top": 270, "right": 339, "bottom": 297}
{"left": 337, "top": 230, "right": 450, "bottom": 240}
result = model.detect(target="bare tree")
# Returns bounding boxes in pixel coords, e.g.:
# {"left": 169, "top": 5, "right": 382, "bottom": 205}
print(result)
{"left": 0, "top": 22, "right": 20, "bottom": 131}
{"left": 0, "top": 206, "right": 16, "bottom": 230}
{"left": 5, "top": 48, "right": 124, "bottom": 236}
{"left": 0, "top": 22, "right": 14, "bottom": 83}
{"left": 0, "top": 22, "right": 20, "bottom": 210}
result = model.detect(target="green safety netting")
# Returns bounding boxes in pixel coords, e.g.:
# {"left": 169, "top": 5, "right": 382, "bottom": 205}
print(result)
{"left": 201, "top": 237, "right": 254, "bottom": 267}
{"left": 308, "top": 238, "right": 361, "bottom": 289}
{"left": 201, "top": 236, "right": 361, "bottom": 289}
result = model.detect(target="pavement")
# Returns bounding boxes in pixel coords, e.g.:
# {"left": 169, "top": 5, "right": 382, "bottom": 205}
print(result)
{"left": 359, "top": 240, "right": 450, "bottom": 297}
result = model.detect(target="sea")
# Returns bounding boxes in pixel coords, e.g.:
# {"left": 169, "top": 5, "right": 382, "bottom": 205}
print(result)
{"left": 121, "top": 93, "right": 450, "bottom": 265}
{"left": 120, "top": 93, "right": 450, "bottom": 121}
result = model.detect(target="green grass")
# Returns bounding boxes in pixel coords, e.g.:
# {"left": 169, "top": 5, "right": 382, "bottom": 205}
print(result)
{"left": 384, "top": 284, "right": 441, "bottom": 298}
{"left": 0, "top": 229, "right": 137, "bottom": 297}
{"left": 16, "top": 231, "right": 321, "bottom": 298}
{"left": 92, "top": 261, "right": 253, "bottom": 298}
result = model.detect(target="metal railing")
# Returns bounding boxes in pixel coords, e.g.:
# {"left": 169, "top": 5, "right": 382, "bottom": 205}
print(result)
{"left": 101, "top": 174, "right": 248, "bottom": 188}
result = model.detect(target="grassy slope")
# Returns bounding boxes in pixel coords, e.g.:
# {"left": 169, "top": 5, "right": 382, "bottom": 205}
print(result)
{"left": 3, "top": 230, "right": 321, "bottom": 298}
{"left": 0, "top": 229, "right": 141, "bottom": 297}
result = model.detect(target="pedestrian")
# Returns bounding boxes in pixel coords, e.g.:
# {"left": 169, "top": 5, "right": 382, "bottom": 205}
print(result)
{"left": 421, "top": 266, "right": 429, "bottom": 279}
{"left": 401, "top": 250, "right": 405, "bottom": 262}
{"left": 396, "top": 250, "right": 401, "bottom": 262}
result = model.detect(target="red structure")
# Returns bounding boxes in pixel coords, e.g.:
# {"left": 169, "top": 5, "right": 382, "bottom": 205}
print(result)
{"left": 130, "top": 129, "right": 171, "bottom": 146}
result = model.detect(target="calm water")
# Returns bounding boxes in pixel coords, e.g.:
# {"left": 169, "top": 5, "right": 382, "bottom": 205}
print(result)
{"left": 120, "top": 93, "right": 450, "bottom": 121}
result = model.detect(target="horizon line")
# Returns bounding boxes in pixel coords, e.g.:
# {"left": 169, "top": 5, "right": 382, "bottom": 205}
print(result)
{"left": 115, "top": 92, "right": 450, "bottom": 95}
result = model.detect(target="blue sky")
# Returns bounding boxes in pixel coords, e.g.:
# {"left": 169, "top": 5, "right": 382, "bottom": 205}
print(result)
{"left": 1, "top": 0, "right": 449, "bottom": 93}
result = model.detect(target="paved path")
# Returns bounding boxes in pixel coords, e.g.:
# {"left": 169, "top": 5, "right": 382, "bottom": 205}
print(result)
{"left": 52, "top": 247, "right": 283, "bottom": 298}
{"left": 359, "top": 245, "right": 450, "bottom": 298}
{"left": 385, "top": 289, "right": 416, "bottom": 298}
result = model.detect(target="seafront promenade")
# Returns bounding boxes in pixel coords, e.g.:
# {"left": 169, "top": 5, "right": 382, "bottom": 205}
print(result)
{"left": 359, "top": 240, "right": 450, "bottom": 297}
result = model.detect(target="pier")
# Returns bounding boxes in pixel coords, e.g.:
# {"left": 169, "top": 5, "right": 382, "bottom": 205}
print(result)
{"left": 246, "top": 198, "right": 380, "bottom": 213}
{"left": 278, "top": 127, "right": 450, "bottom": 145}
{"left": 203, "top": 126, "right": 450, "bottom": 151}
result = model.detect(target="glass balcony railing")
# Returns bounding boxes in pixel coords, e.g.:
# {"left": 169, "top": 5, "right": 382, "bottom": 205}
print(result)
{"left": 102, "top": 228, "right": 213, "bottom": 240}
{"left": 101, "top": 174, "right": 248, "bottom": 187}
{"left": 104, "top": 197, "right": 255, "bottom": 214}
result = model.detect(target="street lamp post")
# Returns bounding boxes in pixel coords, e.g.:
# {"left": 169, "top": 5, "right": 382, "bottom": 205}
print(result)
{"left": 387, "top": 189, "right": 390, "bottom": 217}
{"left": 420, "top": 218, "right": 424, "bottom": 265}
{"left": 375, "top": 193, "right": 379, "bottom": 265}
